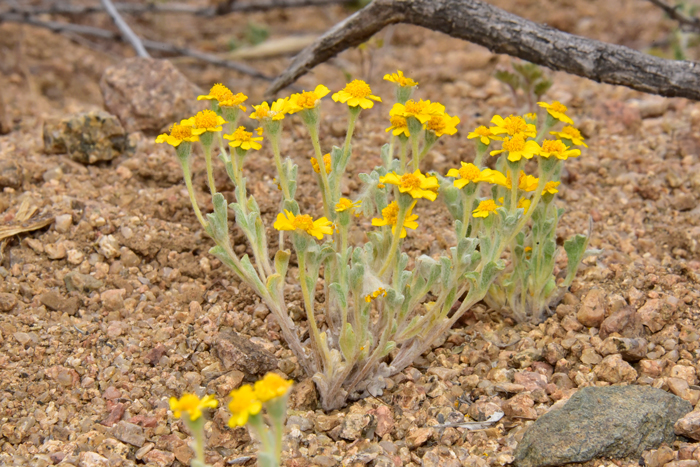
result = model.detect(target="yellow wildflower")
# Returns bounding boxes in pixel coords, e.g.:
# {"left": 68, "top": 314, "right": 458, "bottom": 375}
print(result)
{"left": 197, "top": 83, "right": 232, "bottom": 102}
{"left": 539, "top": 139, "right": 581, "bottom": 160}
{"left": 371, "top": 201, "right": 419, "bottom": 238}
{"left": 524, "top": 112, "right": 537, "bottom": 121}
{"left": 517, "top": 198, "right": 531, "bottom": 213}
{"left": 424, "top": 112, "right": 460, "bottom": 137}
{"left": 365, "top": 288, "right": 387, "bottom": 303}
{"left": 155, "top": 121, "right": 199, "bottom": 147}
{"left": 386, "top": 115, "right": 410, "bottom": 137}
{"left": 480, "top": 168, "right": 508, "bottom": 186}
{"left": 500, "top": 171, "right": 539, "bottom": 191}
{"left": 332, "top": 79, "right": 382, "bottom": 109}
{"left": 467, "top": 126, "right": 501, "bottom": 146}
{"left": 254, "top": 373, "right": 293, "bottom": 403}
{"left": 183, "top": 109, "right": 227, "bottom": 135}
{"left": 250, "top": 98, "right": 289, "bottom": 121}
{"left": 390, "top": 99, "right": 444, "bottom": 124}
{"left": 218, "top": 92, "right": 248, "bottom": 111}
{"left": 311, "top": 153, "right": 331, "bottom": 174}
{"left": 446, "top": 162, "right": 484, "bottom": 189}
{"left": 227, "top": 385, "right": 262, "bottom": 428}
{"left": 538, "top": 101, "right": 574, "bottom": 125}
{"left": 542, "top": 181, "right": 560, "bottom": 195}
{"left": 380, "top": 170, "right": 440, "bottom": 201}
{"left": 473, "top": 199, "right": 501, "bottom": 218}
{"left": 335, "top": 198, "right": 361, "bottom": 213}
{"left": 169, "top": 393, "right": 218, "bottom": 421}
{"left": 490, "top": 135, "right": 541, "bottom": 162}
{"left": 383, "top": 70, "right": 418, "bottom": 87}
{"left": 288, "top": 85, "right": 331, "bottom": 113}
{"left": 224, "top": 126, "right": 263, "bottom": 151}
{"left": 550, "top": 126, "right": 588, "bottom": 147}
{"left": 490, "top": 115, "right": 536, "bottom": 138}
{"left": 273, "top": 210, "right": 333, "bottom": 240}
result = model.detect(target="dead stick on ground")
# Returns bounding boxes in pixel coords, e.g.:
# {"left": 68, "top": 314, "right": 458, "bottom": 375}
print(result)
{"left": 647, "top": 0, "right": 700, "bottom": 34}
{"left": 0, "top": 13, "right": 273, "bottom": 80}
{"left": 99, "top": 0, "right": 149, "bottom": 57}
{"left": 266, "top": 0, "right": 700, "bottom": 100}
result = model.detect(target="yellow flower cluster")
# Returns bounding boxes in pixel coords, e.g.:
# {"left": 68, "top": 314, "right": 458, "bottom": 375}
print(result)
{"left": 228, "top": 373, "right": 293, "bottom": 427}
{"left": 274, "top": 210, "right": 333, "bottom": 240}
{"left": 169, "top": 394, "right": 218, "bottom": 422}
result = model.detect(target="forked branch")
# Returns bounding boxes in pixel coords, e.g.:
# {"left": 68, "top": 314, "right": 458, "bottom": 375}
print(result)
{"left": 267, "top": 0, "right": 700, "bottom": 101}
{"left": 647, "top": 0, "right": 700, "bottom": 34}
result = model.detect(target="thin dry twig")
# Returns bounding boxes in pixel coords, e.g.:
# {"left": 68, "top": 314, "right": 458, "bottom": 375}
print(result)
{"left": 266, "top": 0, "right": 700, "bottom": 100}
{"left": 647, "top": 0, "right": 700, "bottom": 34}
{"left": 0, "top": 13, "right": 273, "bottom": 80}
{"left": 99, "top": 0, "right": 150, "bottom": 57}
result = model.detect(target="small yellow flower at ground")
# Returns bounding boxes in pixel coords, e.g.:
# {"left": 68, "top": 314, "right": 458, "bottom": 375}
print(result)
{"left": 502, "top": 171, "right": 539, "bottom": 191}
{"left": 332, "top": 79, "right": 382, "bottom": 109}
{"left": 524, "top": 112, "right": 537, "bottom": 121}
{"left": 446, "top": 162, "right": 485, "bottom": 189}
{"left": 155, "top": 121, "right": 199, "bottom": 147}
{"left": 473, "top": 199, "right": 501, "bottom": 218}
{"left": 311, "top": 153, "right": 331, "bottom": 174}
{"left": 424, "top": 112, "right": 460, "bottom": 137}
{"left": 169, "top": 393, "right": 218, "bottom": 421}
{"left": 490, "top": 135, "right": 541, "bottom": 162}
{"left": 364, "top": 287, "right": 387, "bottom": 303}
{"left": 371, "top": 201, "right": 419, "bottom": 238}
{"left": 183, "top": 109, "right": 227, "bottom": 135}
{"left": 288, "top": 85, "right": 331, "bottom": 113}
{"left": 380, "top": 170, "right": 440, "bottom": 201}
{"left": 386, "top": 116, "right": 410, "bottom": 137}
{"left": 335, "top": 198, "right": 361, "bottom": 213}
{"left": 539, "top": 139, "right": 581, "bottom": 160}
{"left": 383, "top": 70, "right": 418, "bottom": 87}
{"left": 490, "top": 115, "right": 536, "bottom": 138}
{"left": 197, "top": 83, "right": 232, "bottom": 101}
{"left": 250, "top": 98, "right": 289, "bottom": 121}
{"left": 274, "top": 210, "right": 333, "bottom": 240}
{"left": 228, "top": 385, "right": 262, "bottom": 428}
{"left": 538, "top": 101, "right": 574, "bottom": 125}
{"left": 550, "top": 126, "right": 588, "bottom": 147}
{"left": 390, "top": 99, "right": 444, "bottom": 124}
{"left": 542, "top": 181, "right": 561, "bottom": 195}
{"left": 254, "top": 373, "right": 293, "bottom": 402}
{"left": 517, "top": 198, "right": 531, "bottom": 213}
{"left": 467, "top": 126, "right": 501, "bottom": 146}
{"left": 218, "top": 91, "right": 248, "bottom": 112}
{"left": 480, "top": 168, "right": 508, "bottom": 186}
{"left": 224, "top": 126, "right": 263, "bottom": 151}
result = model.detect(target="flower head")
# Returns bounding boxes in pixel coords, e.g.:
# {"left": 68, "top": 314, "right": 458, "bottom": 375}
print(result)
{"left": 197, "top": 83, "right": 232, "bottom": 102}
{"left": 250, "top": 98, "right": 289, "bottom": 121}
{"left": 335, "top": 198, "right": 361, "bottom": 213}
{"left": 490, "top": 115, "right": 536, "bottom": 138}
{"left": 311, "top": 154, "right": 331, "bottom": 174}
{"left": 473, "top": 199, "right": 501, "bottom": 218}
{"left": 480, "top": 168, "right": 509, "bottom": 186}
{"left": 390, "top": 99, "right": 444, "bottom": 124}
{"left": 169, "top": 393, "right": 218, "bottom": 421}
{"left": 254, "top": 373, "right": 293, "bottom": 402}
{"left": 550, "top": 126, "right": 587, "bottom": 147}
{"left": 274, "top": 210, "right": 333, "bottom": 240}
{"left": 501, "top": 171, "right": 539, "bottom": 191}
{"left": 386, "top": 115, "right": 410, "bottom": 137}
{"left": 371, "top": 201, "right": 419, "bottom": 238}
{"left": 539, "top": 139, "right": 581, "bottom": 160}
{"left": 155, "top": 121, "right": 199, "bottom": 147}
{"left": 446, "top": 162, "right": 496, "bottom": 189}
{"left": 218, "top": 92, "right": 248, "bottom": 111}
{"left": 467, "top": 126, "right": 501, "bottom": 146}
{"left": 424, "top": 112, "right": 460, "bottom": 137}
{"left": 228, "top": 385, "right": 262, "bottom": 428}
{"left": 517, "top": 198, "right": 531, "bottom": 213}
{"left": 365, "top": 288, "right": 387, "bottom": 303}
{"left": 383, "top": 70, "right": 418, "bottom": 87}
{"left": 288, "top": 85, "right": 331, "bottom": 113}
{"left": 490, "top": 135, "right": 541, "bottom": 162}
{"left": 538, "top": 101, "right": 574, "bottom": 125}
{"left": 542, "top": 181, "right": 560, "bottom": 195}
{"left": 332, "top": 80, "right": 382, "bottom": 109}
{"left": 224, "top": 126, "right": 263, "bottom": 151}
{"left": 380, "top": 170, "right": 439, "bottom": 201}
{"left": 183, "top": 109, "right": 227, "bottom": 135}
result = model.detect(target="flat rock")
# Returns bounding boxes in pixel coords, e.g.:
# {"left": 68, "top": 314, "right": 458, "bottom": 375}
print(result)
{"left": 0, "top": 159, "right": 22, "bottom": 189}
{"left": 111, "top": 421, "right": 145, "bottom": 447}
{"left": 676, "top": 410, "right": 700, "bottom": 440}
{"left": 514, "top": 385, "right": 692, "bottom": 467}
{"left": 213, "top": 330, "right": 277, "bottom": 376}
{"left": 43, "top": 110, "right": 126, "bottom": 164}
{"left": 64, "top": 271, "right": 103, "bottom": 293}
{"left": 0, "top": 292, "right": 17, "bottom": 312}
{"left": 100, "top": 57, "right": 202, "bottom": 133}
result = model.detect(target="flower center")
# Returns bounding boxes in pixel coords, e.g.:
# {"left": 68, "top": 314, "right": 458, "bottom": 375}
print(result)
{"left": 232, "top": 127, "right": 253, "bottom": 142}
{"left": 400, "top": 173, "right": 422, "bottom": 191}
{"left": 458, "top": 164, "right": 481, "bottom": 181}
{"left": 209, "top": 83, "right": 231, "bottom": 100}
{"left": 221, "top": 92, "right": 247, "bottom": 106}
{"left": 477, "top": 199, "right": 498, "bottom": 212}
{"left": 170, "top": 123, "right": 193, "bottom": 140}
{"left": 502, "top": 135, "right": 526, "bottom": 152}
{"left": 550, "top": 101, "right": 567, "bottom": 113}
{"left": 562, "top": 126, "right": 581, "bottom": 139}
{"left": 296, "top": 91, "right": 318, "bottom": 109}
{"left": 194, "top": 109, "right": 219, "bottom": 129}
{"left": 474, "top": 126, "right": 492, "bottom": 137}
{"left": 426, "top": 115, "right": 446, "bottom": 132}
{"left": 404, "top": 100, "right": 425, "bottom": 116}
{"left": 255, "top": 104, "right": 270, "bottom": 118}
{"left": 541, "top": 139, "right": 566, "bottom": 153}
{"left": 292, "top": 214, "right": 314, "bottom": 233}
{"left": 382, "top": 202, "right": 400, "bottom": 225}
{"left": 177, "top": 394, "right": 200, "bottom": 412}
{"left": 502, "top": 116, "right": 528, "bottom": 135}
{"left": 337, "top": 199, "right": 353, "bottom": 211}
{"left": 345, "top": 80, "right": 372, "bottom": 98}
{"left": 390, "top": 116, "right": 407, "bottom": 128}
{"left": 311, "top": 154, "right": 331, "bottom": 174}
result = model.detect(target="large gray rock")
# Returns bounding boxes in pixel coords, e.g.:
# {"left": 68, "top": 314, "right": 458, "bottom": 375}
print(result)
{"left": 514, "top": 385, "right": 692, "bottom": 467}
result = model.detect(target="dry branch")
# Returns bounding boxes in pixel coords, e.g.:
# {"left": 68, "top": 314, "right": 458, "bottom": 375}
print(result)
{"left": 647, "top": 0, "right": 700, "bottom": 34}
{"left": 99, "top": 0, "right": 150, "bottom": 57}
{"left": 267, "top": 0, "right": 700, "bottom": 101}
{"left": 0, "top": 13, "right": 273, "bottom": 80}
